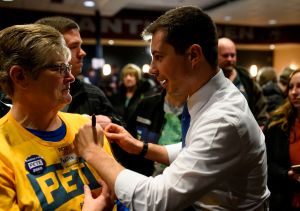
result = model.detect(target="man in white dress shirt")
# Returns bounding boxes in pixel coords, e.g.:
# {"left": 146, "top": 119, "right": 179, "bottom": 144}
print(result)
{"left": 74, "top": 6, "right": 270, "bottom": 211}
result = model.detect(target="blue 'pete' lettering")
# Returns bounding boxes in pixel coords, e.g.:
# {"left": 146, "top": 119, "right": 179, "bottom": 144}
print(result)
{"left": 27, "top": 158, "right": 100, "bottom": 210}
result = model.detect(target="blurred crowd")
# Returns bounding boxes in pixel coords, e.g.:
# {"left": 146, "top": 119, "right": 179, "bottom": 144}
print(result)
{"left": 0, "top": 14, "right": 299, "bottom": 211}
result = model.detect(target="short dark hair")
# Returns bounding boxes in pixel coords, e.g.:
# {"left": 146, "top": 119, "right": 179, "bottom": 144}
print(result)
{"left": 35, "top": 16, "right": 79, "bottom": 34}
{"left": 142, "top": 6, "right": 218, "bottom": 69}
{"left": 280, "top": 66, "right": 295, "bottom": 86}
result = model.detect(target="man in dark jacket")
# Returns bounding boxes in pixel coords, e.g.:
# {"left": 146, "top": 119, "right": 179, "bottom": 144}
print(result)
{"left": 218, "top": 37, "right": 268, "bottom": 127}
{"left": 121, "top": 92, "right": 166, "bottom": 176}
{"left": 36, "top": 16, "right": 125, "bottom": 162}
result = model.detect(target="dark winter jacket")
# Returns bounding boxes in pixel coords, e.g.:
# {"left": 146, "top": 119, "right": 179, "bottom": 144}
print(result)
{"left": 120, "top": 91, "right": 167, "bottom": 176}
{"left": 265, "top": 124, "right": 300, "bottom": 211}
{"left": 109, "top": 79, "right": 155, "bottom": 126}
{"left": 261, "top": 81, "right": 284, "bottom": 112}
{"left": 235, "top": 66, "right": 268, "bottom": 127}
{"left": 66, "top": 78, "right": 124, "bottom": 125}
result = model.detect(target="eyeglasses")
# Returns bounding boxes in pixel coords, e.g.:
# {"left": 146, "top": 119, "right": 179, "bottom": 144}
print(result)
{"left": 43, "top": 63, "right": 72, "bottom": 76}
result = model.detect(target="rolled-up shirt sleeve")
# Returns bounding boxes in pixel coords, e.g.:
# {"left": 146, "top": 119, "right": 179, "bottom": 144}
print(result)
{"left": 115, "top": 143, "right": 182, "bottom": 210}
{"left": 115, "top": 169, "right": 148, "bottom": 205}
{"left": 165, "top": 142, "right": 182, "bottom": 163}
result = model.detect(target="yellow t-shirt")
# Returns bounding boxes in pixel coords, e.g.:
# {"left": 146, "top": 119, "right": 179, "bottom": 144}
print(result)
{"left": 0, "top": 111, "right": 114, "bottom": 210}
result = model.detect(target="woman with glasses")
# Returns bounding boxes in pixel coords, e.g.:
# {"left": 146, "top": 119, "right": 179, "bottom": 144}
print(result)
{"left": 0, "top": 24, "right": 115, "bottom": 210}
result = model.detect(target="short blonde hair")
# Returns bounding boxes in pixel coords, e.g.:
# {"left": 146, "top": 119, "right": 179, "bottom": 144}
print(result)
{"left": 0, "top": 24, "right": 70, "bottom": 96}
{"left": 121, "top": 63, "right": 141, "bottom": 81}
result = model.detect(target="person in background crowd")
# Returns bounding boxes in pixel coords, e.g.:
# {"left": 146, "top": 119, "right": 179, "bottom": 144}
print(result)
{"left": 124, "top": 90, "right": 186, "bottom": 176}
{"left": 0, "top": 89, "right": 11, "bottom": 105}
{"left": 87, "top": 67, "right": 99, "bottom": 85}
{"left": 0, "top": 23, "right": 115, "bottom": 210}
{"left": 107, "top": 64, "right": 162, "bottom": 177}
{"left": 76, "top": 72, "right": 92, "bottom": 84}
{"left": 265, "top": 68, "right": 300, "bottom": 211}
{"left": 0, "top": 100, "right": 10, "bottom": 117}
{"left": 218, "top": 37, "right": 269, "bottom": 127}
{"left": 35, "top": 16, "right": 127, "bottom": 165}
{"left": 0, "top": 88, "right": 12, "bottom": 118}
{"left": 109, "top": 64, "right": 121, "bottom": 96}
{"left": 256, "top": 66, "right": 284, "bottom": 113}
{"left": 257, "top": 66, "right": 278, "bottom": 87}
{"left": 142, "top": 71, "right": 162, "bottom": 94}
{"left": 278, "top": 66, "right": 295, "bottom": 95}
{"left": 74, "top": 6, "right": 269, "bottom": 210}
{"left": 109, "top": 63, "right": 154, "bottom": 126}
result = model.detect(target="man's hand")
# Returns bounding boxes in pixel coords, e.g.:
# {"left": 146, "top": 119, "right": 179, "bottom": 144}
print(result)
{"left": 104, "top": 123, "right": 143, "bottom": 155}
{"left": 82, "top": 179, "right": 115, "bottom": 211}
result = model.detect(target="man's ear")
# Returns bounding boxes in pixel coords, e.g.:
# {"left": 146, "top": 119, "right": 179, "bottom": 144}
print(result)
{"left": 9, "top": 65, "right": 29, "bottom": 89}
{"left": 188, "top": 44, "right": 203, "bottom": 68}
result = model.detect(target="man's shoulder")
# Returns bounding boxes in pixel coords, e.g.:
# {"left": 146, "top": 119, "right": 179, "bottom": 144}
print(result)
{"left": 235, "top": 66, "right": 251, "bottom": 79}
{"left": 236, "top": 66, "right": 262, "bottom": 92}
{"left": 129, "top": 93, "right": 165, "bottom": 126}
{"left": 81, "top": 81, "right": 103, "bottom": 92}
{"left": 74, "top": 80, "right": 107, "bottom": 99}
{"left": 197, "top": 86, "right": 250, "bottom": 122}
{"left": 139, "top": 92, "right": 163, "bottom": 105}
{"left": 135, "top": 92, "right": 164, "bottom": 114}
{"left": 262, "top": 81, "right": 282, "bottom": 94}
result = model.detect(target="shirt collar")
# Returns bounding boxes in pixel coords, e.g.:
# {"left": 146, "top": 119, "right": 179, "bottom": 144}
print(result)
{"left": 187, "top": 69, "right": 229, "bottom": 117}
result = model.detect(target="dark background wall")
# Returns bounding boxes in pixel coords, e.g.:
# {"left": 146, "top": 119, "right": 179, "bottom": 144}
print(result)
{"left": 237, "top": 50, "right": 273, "bottom": 69}
{"left": 0, "top": 7, "right": 276, "bottom": 75}
{"left": 82, "top": 45, "right": 151, "bottom": 74}
{"left": 82, "top": 45, "right": 273, "bottom": 74}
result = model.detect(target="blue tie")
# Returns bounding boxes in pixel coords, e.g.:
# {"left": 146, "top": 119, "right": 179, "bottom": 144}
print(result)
{"left": 181, "top": 103, "right": 190, "bottom": 147}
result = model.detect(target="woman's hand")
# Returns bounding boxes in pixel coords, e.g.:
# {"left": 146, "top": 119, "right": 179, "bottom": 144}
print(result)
{"left": 82, "top": 179, "right": 115, "bottom": 211}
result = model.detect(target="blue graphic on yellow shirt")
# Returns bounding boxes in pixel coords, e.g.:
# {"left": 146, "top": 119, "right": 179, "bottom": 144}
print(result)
{"left": 116, "top": 199, "right": 130, "bottom": 211}
{"left": 27, "top": 158, "right": 100, "bottom": 210}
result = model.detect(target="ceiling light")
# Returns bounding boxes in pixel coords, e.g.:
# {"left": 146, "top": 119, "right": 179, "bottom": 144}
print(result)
{"left": 83, "top": 0, "right": 95, "bottom": 7}
{"left": 91, "top": 58, "right": 105, "bottom": 69}
{"left": 224, "top": 16, "right": 232, "bottom": 21}
{"left": 2, "top": 0, "right": 14, "bottom": 2}
{"left": 143, "top": 34, "right": 152, "bottom": 42}
{"left": 142, "top": 64, "right": 150, "bottom": 73}
{"left": 249, "top": 65, "right": 258, "bottom": 77}
{"left": 145, "top": 46, "right": 151, "bottom": 56}
{"left": 268, "top": 19, "right": 277, "bottom": 25}
{"left": 269, "top": 44, "right": 275, "bottom": 50}
{"left": 290, "top": 64, "right": 298, "bottom": 70}
{"left": 108, "top": 40, "right": 114, "bottom": 45}
{"left": 103, "top": 64, "right": 111, "bottom": 76}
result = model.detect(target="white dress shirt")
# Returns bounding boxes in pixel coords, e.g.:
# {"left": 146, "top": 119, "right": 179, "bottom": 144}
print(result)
{"left": 115, "top": 70, "right": 270, "bottom": 210}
